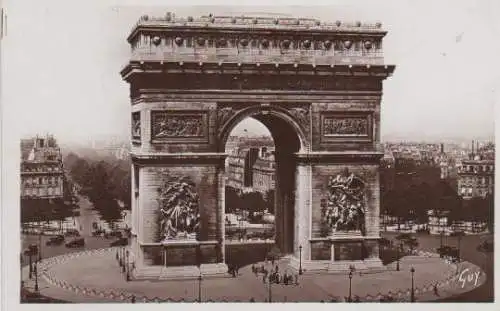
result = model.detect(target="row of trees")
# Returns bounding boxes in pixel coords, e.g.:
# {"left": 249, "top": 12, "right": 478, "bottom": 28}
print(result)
{"left": 64, "top": 152, "right": 131, "bottom": 228}
{"left": 381, "top": 178, "right": 493, "bottom": 231}
{"left": 225, "top": 187, "right": 274, "bottom": 217}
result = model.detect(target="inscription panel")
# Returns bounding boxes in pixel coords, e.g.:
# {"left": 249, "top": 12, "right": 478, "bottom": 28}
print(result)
{"left": 320, "top": 113, "right": 372, "bottom": 143}
{"left": 150, "top": 111, "right": 209, "bottom": 144}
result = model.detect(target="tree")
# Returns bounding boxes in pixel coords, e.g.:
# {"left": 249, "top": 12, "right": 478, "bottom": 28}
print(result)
{"left": 241, "top": 192, "right": 265, "bottom": 214}
{"left": 225, "top": 187, "right": 241, "bottom": 214}
{"left": 264, "top": 189, "right": 275, "bottom": 215}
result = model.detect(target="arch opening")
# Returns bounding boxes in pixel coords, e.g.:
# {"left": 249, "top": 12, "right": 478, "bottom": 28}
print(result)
{"left": 222, "top": 112, "right": 301, "bottom": 257}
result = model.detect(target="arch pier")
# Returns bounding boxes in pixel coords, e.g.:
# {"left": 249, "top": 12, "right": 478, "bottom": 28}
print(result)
{"left": 121, "top": 14, "right": 395, "bottom": 279}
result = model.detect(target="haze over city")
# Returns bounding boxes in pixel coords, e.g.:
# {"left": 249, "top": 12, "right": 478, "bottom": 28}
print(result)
{"left": 3, "top": 0, "right": 499, "bottom": 145}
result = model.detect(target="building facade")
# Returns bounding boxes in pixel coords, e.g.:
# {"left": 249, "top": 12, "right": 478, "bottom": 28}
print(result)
{"left": 252, "top": 155, "right": 275, "bottom": 194}
{"left": 457, "top": 158, "right": 494, "bottom": 199}
{"left": 20, "top": 135, "right": 64, "bottom": 199}
{"left": 457, "top": 141, "right": 494, "bottom": 199}
{"left": 226, "top": 146, "right": 275, "bottom": 194}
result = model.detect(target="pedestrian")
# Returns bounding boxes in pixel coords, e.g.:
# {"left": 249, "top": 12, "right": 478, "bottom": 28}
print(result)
{"left": 236, "top": 265, "right": 240, "bottom": 276}
{"left": 433, "top": 283, "right": 439, "bottom": 296}
{"left": 283, "top": 272, "right": 288, "bottom": 285}
{"left": 275, "top": 265, "right": 279, "bottom": 273}
{"left": 294, "top": 274, "right": 299, "bottom": 285}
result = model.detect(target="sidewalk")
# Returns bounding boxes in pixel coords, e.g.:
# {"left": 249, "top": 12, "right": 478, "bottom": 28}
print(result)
{"left": 21, "top": 248, "right": 486, "bottom": 303}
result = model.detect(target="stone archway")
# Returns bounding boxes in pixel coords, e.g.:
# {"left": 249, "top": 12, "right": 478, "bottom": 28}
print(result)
{"left": 121, "top": 13, "right": 395, "bottom": 278}
{"left": 220, "top": 107, "right": 306, "bottom": 255}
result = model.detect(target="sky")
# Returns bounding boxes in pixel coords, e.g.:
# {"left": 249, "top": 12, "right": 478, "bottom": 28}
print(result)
{"left": 3, "top": 0, "right": 499, "bottom": 145}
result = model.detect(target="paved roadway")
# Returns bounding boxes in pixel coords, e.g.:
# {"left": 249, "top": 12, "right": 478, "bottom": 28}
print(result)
{"left": 73, "top": 195, "right": 102, "bottom": 236}
{"left": 382, "top": 232, "right": 494, "bottom": 302}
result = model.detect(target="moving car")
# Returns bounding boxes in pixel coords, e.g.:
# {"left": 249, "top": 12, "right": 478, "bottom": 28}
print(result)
{"left": 46, "top": 235, "right": 65, "bottom": 246}
{"left": 65, "top": 238, "right": 85, "bottom": 248}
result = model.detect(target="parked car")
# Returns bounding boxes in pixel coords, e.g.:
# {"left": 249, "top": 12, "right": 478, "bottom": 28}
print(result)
{"left": 92, "top": 229, "right": 106, "bottom": 237}
{"left": 65, "top": 238, "right": 85, "bottom": 248}
{"left": 110, "top": 237, "right": 128, "bottom": 247}
{"left": 65, "top": 229, "right": 80, "bottom": 237}
{"left": 46, "top": 235, "right": 65, "bottom": 246}
{"left": 477, "top": 239, "right": 493, "bottom": 252}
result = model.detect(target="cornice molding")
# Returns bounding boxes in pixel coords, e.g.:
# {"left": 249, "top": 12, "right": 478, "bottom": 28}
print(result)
{"left": 131, "top": 152, "right": 227, "bottom": 165}
{"left": 121, "top": 62, "right": 395, "bottom": 80}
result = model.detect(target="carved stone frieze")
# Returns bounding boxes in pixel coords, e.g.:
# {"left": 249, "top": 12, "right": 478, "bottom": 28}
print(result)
{"left": 151, "top": 111, "right": 207, "bottom": 141}
{"left": 217, "top": 106, "right": 236, "bottom": 129}
{"left": 133, "top": 74, "right": 381, "bottom": 93}
{"left": 288, "top": 106, "right": 310, "bottom": 129}
{"left": 216, "top": 103, "right": 250, "bottom": 133}
{"left": 323, "top": 116, "right": 369, "bottom": 136}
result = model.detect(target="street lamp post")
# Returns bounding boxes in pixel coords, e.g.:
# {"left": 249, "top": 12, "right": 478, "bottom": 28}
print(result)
{"left": 38, "top": 232, "right": 42, "bottom": 262}
{"left": 457, "top": 232, "right": 462, "bottom": 262}
{"left": 348, "top": 269, "right": 353, "bottom": 302}
{"left": 298, "top": 245, "right": 303, "bottom": 275}
{"left": 126, "top": 250, "right": 130, "bottom": 281}
{"left": 440, "top": 229, "right": 444, "bottom": 249}
{"left": 28, "top": 251, "right": 33, "bottom": 279}
{"left": 268, "top": 274, "right": 272, "bottom": 303}
{"left": 396, "top": 242, "right": 401, "bottom": 271}
{"left": 198, "top": 273, "right": 202, "bottom": 302}
{"left": 34, "top": 259, "right": 39, "bottom": 293}
{"left": 410, "top": 267, "right": 415, "bottom": 302}
{"left": 122, "top": 248, "right": 126, "bottom": 273}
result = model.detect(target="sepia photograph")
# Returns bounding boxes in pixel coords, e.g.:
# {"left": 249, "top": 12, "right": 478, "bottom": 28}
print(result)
{"left": 1, "top": 0, "right": 498, "bottom": 307}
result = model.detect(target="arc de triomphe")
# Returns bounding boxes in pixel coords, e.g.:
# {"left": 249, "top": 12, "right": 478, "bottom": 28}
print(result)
{"left": 121, "top": 13, "right": 395, "bottom": 279}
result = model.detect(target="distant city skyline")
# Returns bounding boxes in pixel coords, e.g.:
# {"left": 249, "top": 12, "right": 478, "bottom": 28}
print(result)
{"left": 4, "top": 1, "right": 498, "bottom": 146}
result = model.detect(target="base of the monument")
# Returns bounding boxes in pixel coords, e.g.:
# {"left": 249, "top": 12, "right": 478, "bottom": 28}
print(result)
{"left": 287, "top": 256, "right": 385, "bottom": 274}
{"left": 133, "top": 263, "right": 229, "bottom": 280}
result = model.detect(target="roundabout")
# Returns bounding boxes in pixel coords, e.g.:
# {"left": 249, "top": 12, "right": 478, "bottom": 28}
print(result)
{"left": 22, "top": 247, "right": 486, "bottom": 303}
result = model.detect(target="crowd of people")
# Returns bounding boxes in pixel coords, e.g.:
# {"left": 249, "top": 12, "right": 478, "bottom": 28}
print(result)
{"left": 227, "top": 258, "right": 301, "bottom": 286}
{"left": 251, "top": 261, "right": 300, "bottom": 286}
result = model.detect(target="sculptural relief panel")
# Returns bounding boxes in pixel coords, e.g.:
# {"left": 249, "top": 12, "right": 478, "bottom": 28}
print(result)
{"left": 311, "top": 165, "right": 378, "bottom": 239}
{"left": 320, "top": 169, "right": 367, "bottom": 236}
{"left": 156, "top": 175, "right": 200, "bottom": 242}
{"left": 320, "top": 113, "right": 372, "bottom": 143}
{"left": 131, "top": 112, "right": 141, "bottom": 142}
{"left": 150, "top": 111, "right": 209, "bottom": 143}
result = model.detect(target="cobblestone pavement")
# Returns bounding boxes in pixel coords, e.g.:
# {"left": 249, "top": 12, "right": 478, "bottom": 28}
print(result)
{"left": 21, "top": 248, "right": 485, "bottom": 303}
